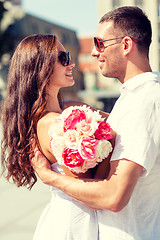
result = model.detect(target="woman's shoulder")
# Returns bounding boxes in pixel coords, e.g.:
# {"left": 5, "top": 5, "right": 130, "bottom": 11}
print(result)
{"left": 39, "top": 112, "right": 60, "bottom": 124}
{"left": 37, "top": 112, "right": 60, "bottom": 133}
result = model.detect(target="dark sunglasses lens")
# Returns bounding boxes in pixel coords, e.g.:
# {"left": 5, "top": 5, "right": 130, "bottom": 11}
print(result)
{"left": 94, "top": 38, "right": 104, "bottom": 52}
{"left": 59, "top": 52, "right": 69, "bottom": 66}
{"left": 94, "top": 38, "right": 99, "bottom": 51}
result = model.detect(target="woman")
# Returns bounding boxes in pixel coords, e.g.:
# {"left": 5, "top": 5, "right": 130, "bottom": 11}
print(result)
{"left": 1, "top": 34, "right": 111, "bottom": 240}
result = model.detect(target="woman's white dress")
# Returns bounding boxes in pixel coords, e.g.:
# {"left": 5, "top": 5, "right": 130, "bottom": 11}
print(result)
{"left": 33, "top": 162, "right": 98, "bottom": 240}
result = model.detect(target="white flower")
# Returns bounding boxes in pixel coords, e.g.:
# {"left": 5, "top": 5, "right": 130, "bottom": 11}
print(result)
{"left": 60, "top": 106, "right": 75, "bottom": 119}
{"left": 49, "top": 119, "right": 64, "bottom": 137}
{"left": 96, "top": 140, "right": 113, "bottom": 162}
{"left": 50, "top": 136, "right": 65, "bottom": 165}
{"left": 91, "top": 110, "right": 104, "bottom": 122}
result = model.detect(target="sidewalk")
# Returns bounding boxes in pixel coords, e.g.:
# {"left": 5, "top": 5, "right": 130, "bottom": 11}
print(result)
{"left": 0, "top": 175, "right": 50, "bottom": 240}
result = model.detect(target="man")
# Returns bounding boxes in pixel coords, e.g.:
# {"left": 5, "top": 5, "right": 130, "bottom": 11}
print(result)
{"left": 32, "top": 6, "right": 160, "bottom": 239}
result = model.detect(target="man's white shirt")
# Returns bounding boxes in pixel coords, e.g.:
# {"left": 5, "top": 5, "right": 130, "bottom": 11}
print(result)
{"left": 98, "top": 72, "right": 160, "bottom": 240}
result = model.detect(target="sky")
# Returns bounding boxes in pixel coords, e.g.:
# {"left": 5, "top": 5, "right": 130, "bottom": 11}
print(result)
{"left": 22, "top": 0, "right": 99, "bottom": 37}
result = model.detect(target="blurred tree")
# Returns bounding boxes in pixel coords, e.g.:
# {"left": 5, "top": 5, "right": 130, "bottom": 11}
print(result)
{"left": 0, "top": 1, "right": 9, "bottom": 100}
{"left": 0, "top": 1, "right": 6, "bottom": 23}
{"left": 0, "top": 0, "right": 23, "bottom": 60}
{"left": 0, "top": 1, "right": 10, "bottom": 58}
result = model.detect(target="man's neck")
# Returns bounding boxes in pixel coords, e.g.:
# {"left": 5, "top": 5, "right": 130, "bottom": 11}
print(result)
{"left": 122, "top": 58, "right": 152, "bottom": 84}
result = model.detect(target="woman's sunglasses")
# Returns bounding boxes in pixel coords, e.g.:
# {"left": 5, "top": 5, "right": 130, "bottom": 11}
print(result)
{"left": 94, "top": 36, "right": 138, "bottom": 53}
{"left": 58, "top": 51, "right": 70, "bottom": 66}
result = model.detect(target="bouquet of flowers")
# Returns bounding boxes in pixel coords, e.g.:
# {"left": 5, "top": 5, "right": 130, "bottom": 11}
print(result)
{"left": 49, "top": 105, "right": 113, "bottom": 173}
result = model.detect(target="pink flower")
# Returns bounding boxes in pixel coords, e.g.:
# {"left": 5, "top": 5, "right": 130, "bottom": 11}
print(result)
{"left": 76, "top": 120, "right": 92, "bottom": 135}
{"left": 64, "top": 130, "right": 79, "bottom": 149}
{"left": 64, "top": 109, "right": 86, "bottom": 132}
{"left": 79, "top": 136, "right": 98, "bottom": 160}
{"left": 83, "top": 158, "right": 97, "bottom": 169}
{"left": 62, "top": 148, "right": 84, "bottom": 168}
{"left": 94, "top": 121, "right": 112, "bottom": 140}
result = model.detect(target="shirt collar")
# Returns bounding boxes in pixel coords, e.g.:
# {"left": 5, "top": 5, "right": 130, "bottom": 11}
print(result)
{"left": 120, "top": 72, "right": 160, "bottom": 93}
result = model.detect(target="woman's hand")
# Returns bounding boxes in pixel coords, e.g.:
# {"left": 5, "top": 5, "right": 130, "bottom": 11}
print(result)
{"left": 31, "top": 146, "right": 52, "bottom": 184}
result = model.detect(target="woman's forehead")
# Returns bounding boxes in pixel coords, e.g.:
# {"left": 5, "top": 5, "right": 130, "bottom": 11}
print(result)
{"left": 58, "top": 41, "right": 66, "bottom": 52}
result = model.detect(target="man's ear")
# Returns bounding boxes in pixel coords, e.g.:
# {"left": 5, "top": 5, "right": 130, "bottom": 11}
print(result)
{"left": 122, "top": 37, "right": 133, "bottom": 55}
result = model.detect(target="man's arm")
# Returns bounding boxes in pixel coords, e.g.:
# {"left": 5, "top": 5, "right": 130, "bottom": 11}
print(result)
{"left": 32, "top": 150, "right": 143, "bottom": 212}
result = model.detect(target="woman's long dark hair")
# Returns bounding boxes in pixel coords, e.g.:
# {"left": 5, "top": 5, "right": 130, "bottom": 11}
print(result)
{"left": 1, "top": 34, "right": 62, "bottom": 189}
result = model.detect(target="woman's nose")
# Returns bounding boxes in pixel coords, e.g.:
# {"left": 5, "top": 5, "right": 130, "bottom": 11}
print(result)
{"left": 69, "top": 59, "right": 75, "bottom": 68}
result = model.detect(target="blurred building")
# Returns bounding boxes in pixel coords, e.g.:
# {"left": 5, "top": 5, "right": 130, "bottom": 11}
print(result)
{"left": 78, "top": 38, "right": 98, "bottom": 90}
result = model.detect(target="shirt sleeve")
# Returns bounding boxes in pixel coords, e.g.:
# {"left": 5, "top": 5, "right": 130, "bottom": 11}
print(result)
{"left": 110, "top": 98, "right": 160, "bottom": 175}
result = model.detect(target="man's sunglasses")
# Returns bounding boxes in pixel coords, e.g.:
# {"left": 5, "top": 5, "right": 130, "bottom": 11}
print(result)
{"left": 94, "top": 36, "right": 138, "bottom": 53}
{"left": 58, "top": 51, "right": 70, "bottom": 66}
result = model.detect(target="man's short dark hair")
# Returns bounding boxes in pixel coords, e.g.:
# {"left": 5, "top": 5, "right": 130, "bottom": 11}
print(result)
{"left": 100, "top": 6, "right": 152, "bottom": 56}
